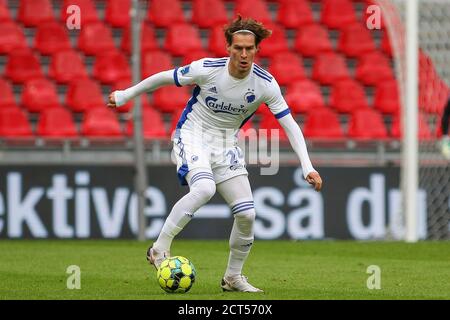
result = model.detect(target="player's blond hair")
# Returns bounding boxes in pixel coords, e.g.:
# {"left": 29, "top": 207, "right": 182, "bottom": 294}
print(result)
{"left": 223, "top": 15, "right": 272, "bottom": 47}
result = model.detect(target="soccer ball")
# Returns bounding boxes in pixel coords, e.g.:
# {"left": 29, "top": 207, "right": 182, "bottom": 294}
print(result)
{"left": 157, "top": 256, "right": 196, "bottom": 293}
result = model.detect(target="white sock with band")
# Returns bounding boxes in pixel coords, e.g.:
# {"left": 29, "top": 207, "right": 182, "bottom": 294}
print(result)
{"left": 153, "top": 170, "right": 216, "bottom": 253}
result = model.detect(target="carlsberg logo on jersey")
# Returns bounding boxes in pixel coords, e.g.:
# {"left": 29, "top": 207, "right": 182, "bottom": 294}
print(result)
{"left": 205, "top": 96, "right": 249, "bottom": 115}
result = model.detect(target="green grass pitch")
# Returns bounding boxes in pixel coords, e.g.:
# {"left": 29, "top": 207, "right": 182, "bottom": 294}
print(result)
{"left": 1, "top": 240, "right": 449, "bottom": 300}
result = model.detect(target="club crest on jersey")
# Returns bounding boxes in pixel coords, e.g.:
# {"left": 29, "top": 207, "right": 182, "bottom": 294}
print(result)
{"left": 244, "top": 89, "right": 256, "bottom": 103}
{"left": 205, "top": 96, "right": 248, "bottom": 115}
{"left": 180, "top": 65, "right": 190, "bottom": 75}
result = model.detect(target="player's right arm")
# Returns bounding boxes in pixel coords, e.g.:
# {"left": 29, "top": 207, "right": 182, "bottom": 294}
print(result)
{"left": 107, "top": 59, "right": 207, "bottom": 109}
{"left": 107, "top": 70, "right": 174, "bottom": 108}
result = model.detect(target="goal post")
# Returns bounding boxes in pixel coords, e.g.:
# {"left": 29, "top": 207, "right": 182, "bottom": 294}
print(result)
{"left": 378, "top": 0, "right": 450, "bottom": 241}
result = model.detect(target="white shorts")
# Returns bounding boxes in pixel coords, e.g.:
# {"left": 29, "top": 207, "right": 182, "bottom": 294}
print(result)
{"left": 172, "top": 128, "right": 248, "bottom": 186}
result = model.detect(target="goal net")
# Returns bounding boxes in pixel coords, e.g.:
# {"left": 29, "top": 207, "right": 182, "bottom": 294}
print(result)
{"left": 378, "top": 0, "right": 450, "bottom": 240}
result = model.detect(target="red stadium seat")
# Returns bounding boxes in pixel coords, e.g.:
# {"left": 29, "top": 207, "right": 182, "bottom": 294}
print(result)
{"left": 93, "top": 51, "right": 132, "bottom": 85}
{"left": 37, "top": 107, "right": 78, "bottom": 138}
{"left": 0, "top": 22, "right": 28, "bottom": 54}
{"left": 268, "top": 52, "right": 306, "bottom": 86}
{"left": 66, "top": 79, "right": 105, "bottom": 113}
{"left": 0, "top": 107, "right": 33, "bottom": 137}
{"left": 348, "top": 108, "right": 388, "bottom": 139}
{"left": 234, "top": 0, "right": 272, "bottom": 24}
{"left": 5, "top": 50, "right": 44, "bottom": 83}
{"left": 276, "top": 0, "right": 314, "bottom": 29}
{"left": 329, "top": 79, "right": 369, "bottom": 113}
{"left": 126, "top": 107, "right": 168, "bottom": 139}
{"left": 355, "top": 51, "right": 394, "bottom": 85}
{"left": 208, "top": 25, "right": 229, "bottom": 57}
{"left": 21, "top": 78, "right": 61, "bottom": 113}
{"left": 34, "top": 21, "right": 72, "bottom": 55}
{"left": 148, "top": 0, "right": 185, "bottom": 28}
{"left": 18, "top": 0, "right": 55, "bottom": 27}
{"left": 49, "top": 50, "right": 89, "bottom": 84}
{"left": 78, "top": 22, "right": 116, "bottom": 56}
{"left": 294, "top": 24, "right": 333, "bottom": 57}
{"left": 182, "top": 49, "right": 213, "bottom": 66}
{"left": 0, "top": 3, "right": 12, "bottom": 22}
{"left": 391, "top": 113, "right": 433, "bottom": 140}
{"left": 303, "top": 107, "right": 344, "bottom": 139}
{"left": 153, "top": 86, "right": 191, "bottom": 113}
{"left": 142, "top": 50, "right": 173, "bottom": 78}
{"left": 0, "top": 78, "right": 17, "bottom": 108}
{"left": 258, "top": 114, "right": 289, "bottom": 142}
{"left": 312, "top": 52, "right": 351, "bottom": 85}
{"left": 81, "top": 108, "right": 123, "bottom": 137}
{"left": 321, "top": 0, "right": 357, "bottom": 29}
{"left": 105, "top": 0, "right": 131, "bottom": 27}
{"left": 338, "top": 23, "right": 377, "bottom": 57}
{"left": 285, "top": 79, "right": 325, "bottom": 114}
{"left": 373, "top": 79, "right": 400, "bottom": 114}
{"left": 192, "top": 0, "right": 228, "bottom": 29}
{"left": 61, "top": 0, "right": 99, "bottom": 24}
{"left": 164, "top": 23, "right": 203, "bottom": 57}
{"left": 258, "top": 24, "right": 289, "bottom": 58}
{"left": 121, "top": 23, "right": 158, "bottom": 54}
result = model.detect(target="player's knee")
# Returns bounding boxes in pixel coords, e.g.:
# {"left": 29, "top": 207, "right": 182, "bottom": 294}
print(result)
{"left": 190, "top": 178, "right": 216, "bottom": 203}
{"left": 234, "top": 209, "right": 256, "bottom": 235}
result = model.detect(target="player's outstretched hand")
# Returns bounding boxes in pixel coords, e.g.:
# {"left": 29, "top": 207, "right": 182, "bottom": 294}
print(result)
{"left": 306, "top": 171, "right": 323, "bottom": 192}
{"left": 107, "top": 91, "right": 117, "bottom": 109}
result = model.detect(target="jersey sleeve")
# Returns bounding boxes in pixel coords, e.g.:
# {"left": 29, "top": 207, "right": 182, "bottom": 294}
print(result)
{"left": 173, "top": 59, "right": 208, "bottom": 87}
{"left": 264, "top": 78, "right": 291, "bottom": 119}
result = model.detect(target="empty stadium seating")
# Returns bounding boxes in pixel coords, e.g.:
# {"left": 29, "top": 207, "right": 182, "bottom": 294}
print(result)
{"left": 18, "top": 0, "right": 55, "bottom": 27}
{"left": 0, "top": 107, "right": 33, "bottom": 137}
{"left": 34, "top": 21, "right": 72, "bottom": 55}
{"left": 105, "top": 0, "right": 131, "bottom": 28}
{"left": 49, "top": 49, "right": 89, "bottom": 84}
{"left": 126, "top": 107, "right": 168, "bottom": 139}
{"left": 148, "top": 0, "right": 185, "bottom": 28}
{"left": 81, "top": 108, "right": 123, "bottom": 137}
{"left": 329, "top": 79, "right": 369, "bottom": 113}
{"left": 0, "top": 0, "right": 445, "bottom": 143}
{"left": 21, "top": 78, "right": 62, "bottom": 113}
{"left": 285, "top": 79, "right": 326, "bottom": 113}
{"left": 303, "top": 107, "right": 345, "bottom": 139}
{"left": 268, "top": 51, "right": 306, "bottom": 85}
{"left": 5, "top": 49, "right": 44, "bottom": 83}
{"left": 37, "top": 107, "right": 78, "bottom": 138}
{"left": 391, "top": 113, "right": 433, "bottom": 140}
{"left": 348, "top": 108, "right": 388, "bottom": 140}
{"left": 276, "top": 0, "right": 314, "bottom": 29}
{"left": 0, "top": 22, "right": 27, "bottom": 54}
{"left": 192, "top": 0, "right": 229, "bottom": 29}
{"left": 294, "top": 24, "right": 333, "bottom": 57}
{"left": 0, "top": 78, "right": 17, "bottom": 108}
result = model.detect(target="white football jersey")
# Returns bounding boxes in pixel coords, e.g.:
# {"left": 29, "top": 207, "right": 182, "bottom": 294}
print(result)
{"left": 173, "top": 57, "right": 291, "bottom": 136}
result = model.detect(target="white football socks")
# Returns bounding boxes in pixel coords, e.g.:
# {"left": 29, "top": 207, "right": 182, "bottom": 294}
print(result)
{"left": 153, "top": 173, "right": 216, "bottom": 253}
{"left": 224, "top": 209, "right": 256, "bottom": 278}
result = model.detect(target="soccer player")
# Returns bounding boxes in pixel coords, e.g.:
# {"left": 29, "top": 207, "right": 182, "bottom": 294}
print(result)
{"left": 440, "top": 96, "right": 450, "bottom": 159}
{"left": 107, "top": 16, "right": 322, "bottom": 292}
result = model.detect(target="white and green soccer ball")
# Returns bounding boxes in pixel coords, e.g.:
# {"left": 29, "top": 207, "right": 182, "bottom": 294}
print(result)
{"left": 156, "top": 256, "right": 196, "bottom": 293}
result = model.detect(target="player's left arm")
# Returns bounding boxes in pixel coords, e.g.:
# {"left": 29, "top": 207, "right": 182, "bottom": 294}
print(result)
{"left": 278, "top": 114, "right": 323, "bottom": 192}
{"left": 265, "top": 79, "right": 322, "bottom": 191}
